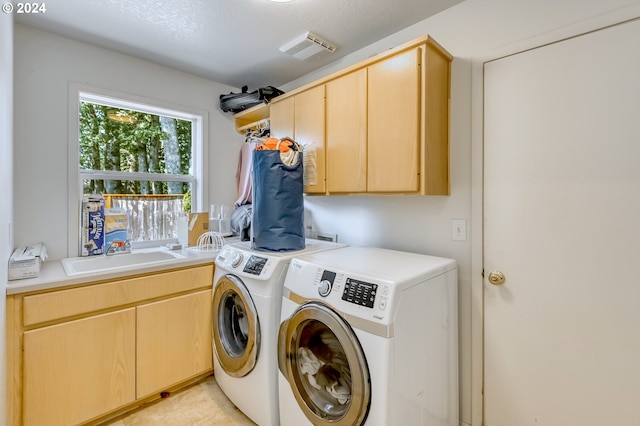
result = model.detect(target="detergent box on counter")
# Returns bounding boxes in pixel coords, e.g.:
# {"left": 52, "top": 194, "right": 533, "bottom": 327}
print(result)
{"left": 105, "top": 208, "right": 129, "bottom": 253}
{"left": 9, "top": 243, "right": 48, "bottom": 280}
{"left": 81, "top": 195, "right": 105, "bottom": 256}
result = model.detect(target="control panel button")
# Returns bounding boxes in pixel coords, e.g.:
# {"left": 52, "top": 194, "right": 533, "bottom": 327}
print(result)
{"left": 379, "top": 298, "right": 387, "bottom": 311}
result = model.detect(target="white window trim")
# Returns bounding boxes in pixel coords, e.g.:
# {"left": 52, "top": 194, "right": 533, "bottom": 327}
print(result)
{"left": 67, "top": 83, "right": 208, "bottom": 256}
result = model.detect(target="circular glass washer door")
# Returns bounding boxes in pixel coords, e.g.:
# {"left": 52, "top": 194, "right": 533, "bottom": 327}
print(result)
{"left": 212, "top": 274, "right": 260, "bottom": 378}
{"left": 278, "top": 301, "right": 370, "bottom": 426}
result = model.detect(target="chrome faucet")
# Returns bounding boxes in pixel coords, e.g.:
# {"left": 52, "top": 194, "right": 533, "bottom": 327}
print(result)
{"left": 105, "top": 242, "right": 119, "bottom": 256}
{"left": 105, "top": 240, "right": 131, "bottom": 256}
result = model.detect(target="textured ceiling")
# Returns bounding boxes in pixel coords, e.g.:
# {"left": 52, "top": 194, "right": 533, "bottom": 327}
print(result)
{"left": 15, "top": 0, "right": 463, "bottom": 89}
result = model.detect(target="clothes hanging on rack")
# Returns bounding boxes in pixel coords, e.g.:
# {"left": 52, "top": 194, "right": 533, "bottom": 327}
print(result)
{"left": 235, "top": 137, "right": 259, "bottom": 207}
{"left": 235, "top": 121, "right": 270, "bottom": 207}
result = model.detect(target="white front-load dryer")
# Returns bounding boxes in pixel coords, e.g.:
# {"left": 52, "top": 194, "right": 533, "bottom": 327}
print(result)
{"left": 278, "top": 246, "right": 459, "bottom": 426}
{"left": 212, "top": 240, "right": 345, "bottom": 426}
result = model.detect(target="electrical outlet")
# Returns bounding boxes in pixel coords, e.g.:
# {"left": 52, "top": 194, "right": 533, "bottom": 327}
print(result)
{"left": 451, "top": 219, "right": 467, "bottom": 241}
{"left": 316, "top": 232, "right": 338, "bottom": 242}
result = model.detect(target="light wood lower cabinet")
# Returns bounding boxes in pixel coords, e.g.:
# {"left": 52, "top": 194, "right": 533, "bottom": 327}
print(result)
{"left": 137, "top": 290, "right": 213, "bottom": 398}
{"left": 24, "top": 309, "right": 136, "bottom": 426}
{"left": 7, "top": 264, "right": 214, "bottom": 426}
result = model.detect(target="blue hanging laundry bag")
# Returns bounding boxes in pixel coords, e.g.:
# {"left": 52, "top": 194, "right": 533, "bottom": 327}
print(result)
{"left": 251, "top": 138, "right": 305, "bottom": 251}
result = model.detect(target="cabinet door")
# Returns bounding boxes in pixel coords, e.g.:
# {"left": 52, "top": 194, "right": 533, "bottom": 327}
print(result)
{"left": 23, "top": 309, "right": 136, "bottom": 426}
{"left": 271, "top": 90, "right": 326, "bottom": 194}
{"left": 368, "top": 47, "right": 421, "bottom": 192}
{"left": 294, "top": 85, "right": 326, "bottom": 194}
{"left": 270, "top": 97, "right": 294, "bottom": 140}
{"left": 136, "top": 289, "right": 213, "bottom": 398}
{"left": 326, "top": 68, "right": 367, "bottom": 193}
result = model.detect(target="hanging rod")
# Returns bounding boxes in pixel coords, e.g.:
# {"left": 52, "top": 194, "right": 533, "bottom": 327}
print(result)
{"left": 238, "top": 118, "right": 270, "bottom": 133}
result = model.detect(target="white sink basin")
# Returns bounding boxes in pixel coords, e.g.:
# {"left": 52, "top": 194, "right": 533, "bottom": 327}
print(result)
{"left": 61, "top": 250, "right": 185, "bottom": 276}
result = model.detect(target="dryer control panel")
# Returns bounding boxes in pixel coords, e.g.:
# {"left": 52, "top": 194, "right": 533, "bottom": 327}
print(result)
{"left": 286, "top": 258, "right": 395, "bottom": 325}
{"left": 342, "top": 278, "right": 378, "bottom": 308}
{"left": 315, "top": 268, "right": 381, "bottom": 310}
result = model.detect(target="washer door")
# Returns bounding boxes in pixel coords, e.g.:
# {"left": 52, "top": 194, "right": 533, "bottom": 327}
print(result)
{"left": 212, "top": 274, "right": 260, "bottom": 378}
{"left": 278, "top": 301, "right": 370, "bottom": 426}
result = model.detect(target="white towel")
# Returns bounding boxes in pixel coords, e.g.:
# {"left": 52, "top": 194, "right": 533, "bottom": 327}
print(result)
{"left": 298, "top": 347, "right": 323, "bottom": 390}
{"left": 297, "top": 346, "right": 352, "bottom": 405}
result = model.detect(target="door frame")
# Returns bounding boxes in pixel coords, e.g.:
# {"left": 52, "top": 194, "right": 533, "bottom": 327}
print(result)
{"left": 469, "top": 6, "right": 640, "bottom": 425}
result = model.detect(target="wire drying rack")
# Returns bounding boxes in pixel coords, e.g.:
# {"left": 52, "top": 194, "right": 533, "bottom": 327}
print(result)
{"left": 196, "top": 231, "right": 226, "bottom": 252}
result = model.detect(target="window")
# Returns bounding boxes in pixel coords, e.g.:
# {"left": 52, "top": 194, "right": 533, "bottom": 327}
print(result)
{"left": 71, "top": 88, "right": 205, "bottom": 251}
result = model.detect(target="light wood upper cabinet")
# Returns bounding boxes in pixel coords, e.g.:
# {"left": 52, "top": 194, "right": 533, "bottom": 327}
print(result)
{"left": 269, "top": 96, "right": 294, "bottom": 139}
{"left": 326, "top": 69, "right": 367, "bottom": 193}
{"left": 368, "top": 47, "right": 421, "bottom": 192}
{"left": 327, "top": 46, "right": 427, "bottom": 193}
{"left": 294, "top": 86, "right": 326, "bottom": 194}
{"left": 421, "top": 39, "right": 451, "bottom": 195}
{"left": 23, "top": 309, "right": 136, "bottom": 426}
{"left": 267, "top": 34, "right": 451, "bottom": 195}
{"left": 270, "top": 86, "right": 327, "bottom": 194}
{"left": 137, "top": 289, "right": 213, "bottom": 398}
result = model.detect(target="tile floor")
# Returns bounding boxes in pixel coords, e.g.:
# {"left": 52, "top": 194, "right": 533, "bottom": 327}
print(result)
{"left": 105, "top": 375, "right": 256, "bottom": 426}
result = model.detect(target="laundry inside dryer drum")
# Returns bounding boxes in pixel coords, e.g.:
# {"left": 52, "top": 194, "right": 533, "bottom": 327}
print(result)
{"left": 294, "top": 319, "right": 353, "bottom": 419}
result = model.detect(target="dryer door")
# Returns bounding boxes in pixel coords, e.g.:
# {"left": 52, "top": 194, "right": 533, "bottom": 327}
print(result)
{"left": 212, "top": 274, "right": 260, "bottom": 378}
{"left": 278, "top": 301, "right": 370, "bottom": 426}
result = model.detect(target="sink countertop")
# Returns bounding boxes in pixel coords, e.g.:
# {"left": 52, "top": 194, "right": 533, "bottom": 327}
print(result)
{"left": 6, "top": 247, "right": 222, "bottom": 296}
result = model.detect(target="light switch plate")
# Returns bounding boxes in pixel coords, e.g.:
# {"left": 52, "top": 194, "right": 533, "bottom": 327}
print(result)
{"left": 451, "top": 219, "right": 467, "bottom": 241}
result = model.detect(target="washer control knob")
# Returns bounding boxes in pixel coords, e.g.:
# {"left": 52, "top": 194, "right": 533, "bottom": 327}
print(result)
{"left": 318, "top": 280, "right": 332, "bottom": 297}
{"left": 230, "top": 253, "right": 244, "bottom": 268}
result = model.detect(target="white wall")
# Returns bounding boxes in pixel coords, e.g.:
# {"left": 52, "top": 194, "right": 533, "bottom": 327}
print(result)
{"left": 13, "top": 24, "right": 244, "bottom": 261}
{"left": 1, "top": 10, "right": 13, "bottom": 423}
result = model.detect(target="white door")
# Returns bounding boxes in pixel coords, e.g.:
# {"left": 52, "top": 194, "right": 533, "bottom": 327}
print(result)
{"left": 483, "top": 19, "right": 640, "bottom": 425}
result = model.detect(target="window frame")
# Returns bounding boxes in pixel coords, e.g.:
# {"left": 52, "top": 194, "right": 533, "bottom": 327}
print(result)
{"left": 68, "top": 83, "right": 208, "bottom": 255}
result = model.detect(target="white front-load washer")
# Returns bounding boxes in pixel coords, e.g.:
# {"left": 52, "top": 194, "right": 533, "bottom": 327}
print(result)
{"left": 212, "top": 239, "right": 345, "bottom": 426}
{"left": 277, "top": 246, "right": 458, "bottom": 426}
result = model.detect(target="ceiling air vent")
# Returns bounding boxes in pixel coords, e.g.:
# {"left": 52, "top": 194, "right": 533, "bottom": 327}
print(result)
{"left": 279, "top": 31, "right": 337, "bottom": 61}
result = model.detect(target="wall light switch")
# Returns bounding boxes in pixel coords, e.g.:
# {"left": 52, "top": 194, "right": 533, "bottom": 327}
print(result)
{"left": 451, "top": 219, "right": 467, "bottom": 241}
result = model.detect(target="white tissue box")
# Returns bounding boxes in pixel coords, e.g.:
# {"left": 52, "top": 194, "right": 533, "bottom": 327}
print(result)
{"left": 9, "top": 243, "right": 48, "bottom": 280}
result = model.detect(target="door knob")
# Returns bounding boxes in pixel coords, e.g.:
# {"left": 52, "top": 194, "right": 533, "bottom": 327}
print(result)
{"left": 488, "top": 271, "right": 506, "bottom": 285}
